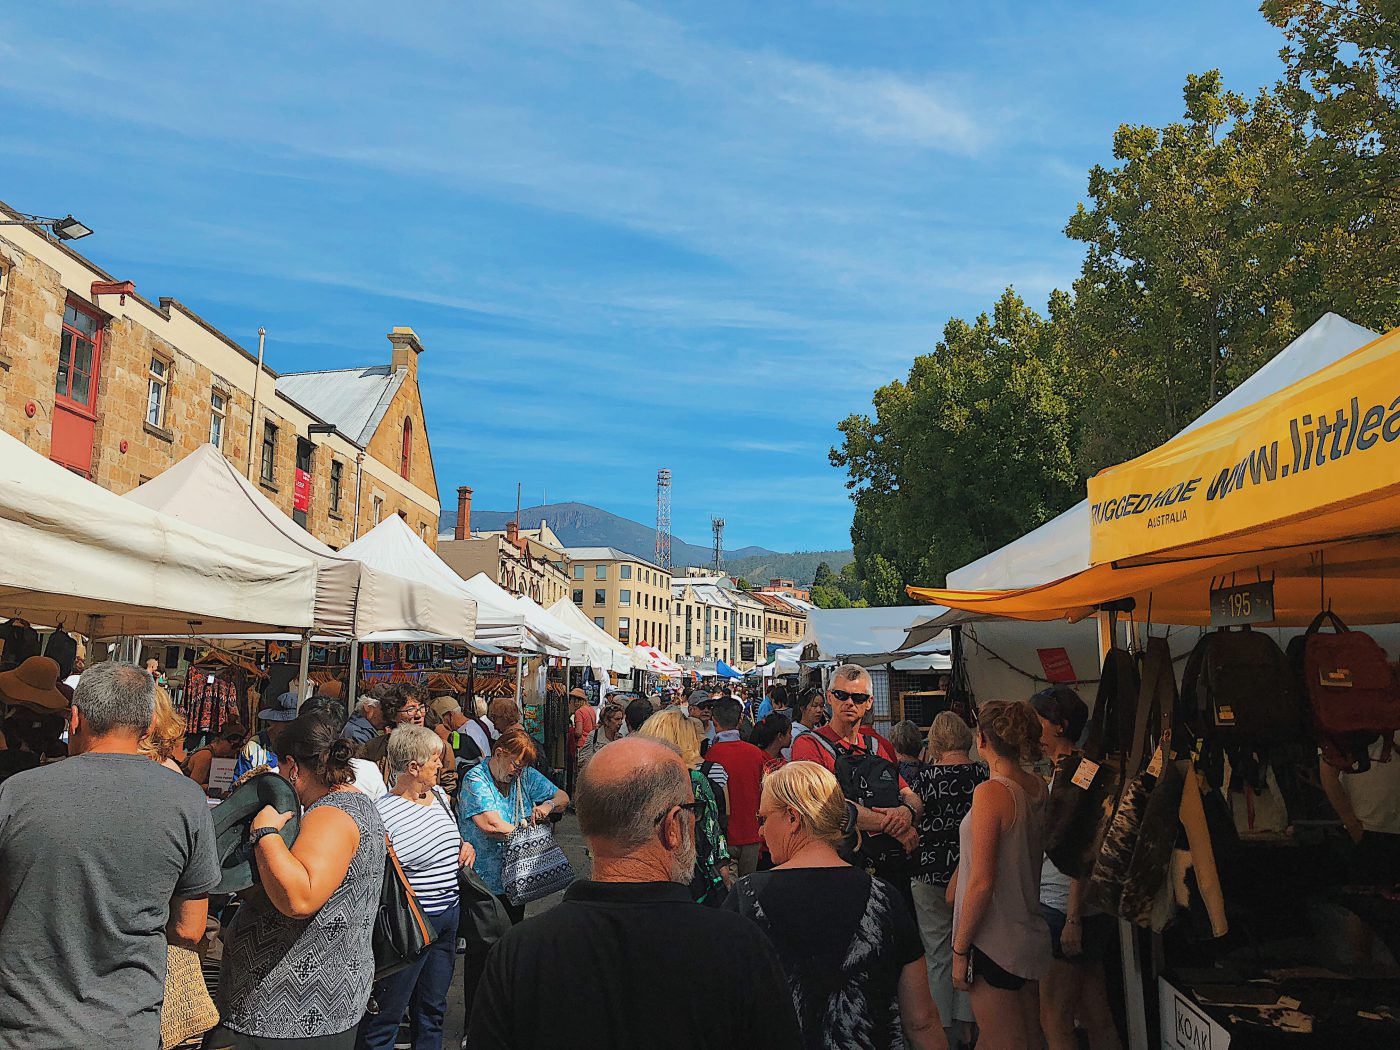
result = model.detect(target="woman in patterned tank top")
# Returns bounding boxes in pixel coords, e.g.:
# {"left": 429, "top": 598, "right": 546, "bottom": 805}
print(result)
{"left": 211, "top": 713, "right": 386, "bottom": 1050}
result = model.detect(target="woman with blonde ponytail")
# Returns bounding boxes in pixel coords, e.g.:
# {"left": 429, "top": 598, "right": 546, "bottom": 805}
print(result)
{"left": 724, "top": 761, "right": 947, "bottom": 1050}
{"left": 948, "top": 700, "right": 1051, "bottom": 1050}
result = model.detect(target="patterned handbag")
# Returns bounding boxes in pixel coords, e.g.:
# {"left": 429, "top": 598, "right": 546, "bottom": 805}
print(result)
{"left": 1089, "top": 637, "right": 1175, "bottom": 916}
{"left": 501, "top": 781, "right": 575, "bottom": 907}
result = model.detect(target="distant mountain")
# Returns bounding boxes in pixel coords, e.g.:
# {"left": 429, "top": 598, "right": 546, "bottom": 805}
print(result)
{"left": 439, "top": 501, "right": 851, "bottom": 585}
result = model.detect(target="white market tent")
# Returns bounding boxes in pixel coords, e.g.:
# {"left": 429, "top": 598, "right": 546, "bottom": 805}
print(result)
{"left": 0, "top": 430, "right": 318, "bottom": 637}
{"left": 454, "top": 573, "right": 571, "bottom": 656}
{"left": 546, "top": 597, "right": 635, "bottom": 675}
{"left": 125, "top": 444, "right": 474, "bottom": 641}
{"left": 633, "top": 644, "right": 684, "bottom": 674}
{"left": 798, "top": 607, "right": 951, "bottom": 670}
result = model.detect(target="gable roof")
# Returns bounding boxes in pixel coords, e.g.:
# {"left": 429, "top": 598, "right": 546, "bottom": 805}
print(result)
{"left": 562, "top": 546, "right": 666, "bottom": 572}
{"left": 277, "top": 366, "right": 407, "bottom": 446}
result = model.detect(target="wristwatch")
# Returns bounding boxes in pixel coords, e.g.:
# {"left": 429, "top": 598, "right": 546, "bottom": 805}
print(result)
{"left": 249, "top": 826, "right": 280, "bottom": 848}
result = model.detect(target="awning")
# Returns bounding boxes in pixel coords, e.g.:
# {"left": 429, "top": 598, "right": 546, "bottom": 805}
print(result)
{"left": 909, "top": 324, "right": 1400, "bottom": 626}
{"left": 0, "top": 431, "right": 318, "bottom": 636}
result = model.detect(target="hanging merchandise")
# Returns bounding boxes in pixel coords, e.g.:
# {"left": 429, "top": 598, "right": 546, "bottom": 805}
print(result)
{"left": 42, "top": 627, "right": 78, "bottom": 680}
{"left": 1090, "top": 637, "right": 1174, "bottom": 917}
{"left": 1295, "top": 610, "right": 1400, "bottom": 773}
{"left": 1044, "top": 647, "right": 1137, "bottom": 878}
{"left": 0, "top": 619, "right": 41, "bottom": 671}
{"left": 1180, "top": 627, "right": 1303, "bottom": 789}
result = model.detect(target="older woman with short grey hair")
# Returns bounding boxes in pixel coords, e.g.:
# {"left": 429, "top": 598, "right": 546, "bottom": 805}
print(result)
{"left": 358, "top": 725, "right": 474, "bottom": 1050}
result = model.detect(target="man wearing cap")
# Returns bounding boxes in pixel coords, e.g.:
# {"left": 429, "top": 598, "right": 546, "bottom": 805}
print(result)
{"left": 233, "top": 688, "right": 299, "bottom": 778}
{"left": 0, "top": 662, "right": 220, "bottom": 1050}
{"left": 431, "top": 695, "right": 492, "bottom": 761}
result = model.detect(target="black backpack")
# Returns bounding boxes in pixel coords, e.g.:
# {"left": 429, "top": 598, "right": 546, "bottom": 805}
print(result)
{"left": 699, "top": 759, "right": 729, "bottom": 831}
{"left": 809, "top": 731, "right": 905, "bottom": 872}
{"left": 1181, "top": 628, "right": 1304, "bottom": 789}
{"left": 43, "top": 629, "right": 78, "bottom": 680}
{"left": 0, "top": 620, "right": 40, "bottom": 671}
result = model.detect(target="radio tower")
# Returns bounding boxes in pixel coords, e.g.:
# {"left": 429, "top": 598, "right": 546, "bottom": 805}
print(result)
{"left": 655, "top": 469, "right": 672, "bottom": 570}
{"left": 711, "top": 516, "right": 725, "bottom": 574}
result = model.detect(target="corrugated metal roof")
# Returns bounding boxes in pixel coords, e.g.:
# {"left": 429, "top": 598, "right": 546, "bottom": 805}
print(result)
{"left": 277, "top": 366, "right": 406, "bottom": 446}
{"left": 562, "top": 546, "right": 666, "bottom": 571}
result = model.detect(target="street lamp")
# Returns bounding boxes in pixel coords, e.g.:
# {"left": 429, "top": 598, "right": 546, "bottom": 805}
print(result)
{"left": 0, "top": 211, "right": 93, "bottom": 240}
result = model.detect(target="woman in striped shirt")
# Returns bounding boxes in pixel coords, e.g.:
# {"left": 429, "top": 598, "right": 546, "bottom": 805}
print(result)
{"left": 357, "top": 725, "right": 475, "bottom": 1050}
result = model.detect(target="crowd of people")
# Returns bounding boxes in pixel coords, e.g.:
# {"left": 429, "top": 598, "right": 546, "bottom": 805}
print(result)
{"left": 0, "top": 652, "right": 1135, "bottom": 1050}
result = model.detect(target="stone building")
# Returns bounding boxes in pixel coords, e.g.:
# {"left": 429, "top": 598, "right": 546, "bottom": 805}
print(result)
{"left": 752, "top": 590, "right": 808, "bottom": 659}
{"left": 437, "top": 487, "right": 573, "bottom": 607}
{"left": 669, "top": 580, "right": 735, "bottom": 671}
{"left": 563, "top": 546, "right": 671, "bottom": 650}
{"left": 0, "top": 204, "right": 441, "bottom": 547}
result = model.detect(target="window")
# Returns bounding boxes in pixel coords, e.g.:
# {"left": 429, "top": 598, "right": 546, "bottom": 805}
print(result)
{"left": 675, "top": 625, "right": 682, "bottom": 642}
{"left": 572, "top": 589, "right": 584, "bottom": 605}
{"left": 329, "top": 460, "right": 343, "bottom": 512}
{"left": 56, "top": 302, "right": 102, "bottom": 410}
{"left": 618, "top": 617, "right": 630, "bottom": 642}
{"left": 594, "top": 617, "right": 606, "bottom": 629}
{"left": 208, "top": 391, "right": 227, "bottom": 447}
{"left": 0, "top": 264, "right": 7, "bottom": 335}
{"left": 595, "top": 565, "right": 607, "bottom": 580}
{"left": 372, "top": 495, "right": 384, "bottom": 524}
{"left": 419, "top": 522, "right": 428, "bottom": 540}
{"left": 146, "top": 356, "right": 170, "bottom": 427}
{"left": 620, "top": 565, "right": 632, "bottom": 580}
{"left": 572, "top": 564, "right": 585, "bottom": 580}
{"left": 619, "top": 589, "right": 631, "bottom": 607}
{"left": 400, "top": 418, "right": 413, "bottom": 478}
{"left": 259, "top": 422, "right": 278, "bottom": 484}
{"left": 594, "top": 589, "right": 606, "bottom": 605}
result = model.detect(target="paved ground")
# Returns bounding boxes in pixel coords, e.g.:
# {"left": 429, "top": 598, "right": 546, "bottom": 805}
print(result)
{"left": 443, "top": 813, "right": 589, "bottom": 1047}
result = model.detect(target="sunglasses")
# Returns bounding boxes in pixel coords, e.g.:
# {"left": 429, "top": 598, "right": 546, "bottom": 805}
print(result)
{"left": 830, "top": 688, "right": 872, "bottom": 705}
{"left": 652, "top": 800, "right": 703, "bottom": 825}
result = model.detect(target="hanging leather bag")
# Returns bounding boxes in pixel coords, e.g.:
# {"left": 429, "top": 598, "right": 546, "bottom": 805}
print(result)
{"left": 372, "top": 837, "right": 434, "bottom": 980}
{"left": 1090, "top": 638, "right": 1172, "bottom": 915}
{"left": 1044, "top": 648, "right": 1138, "bottom": 878}
{"left": 1302, "top": 610, "right": 1400, "bottom": 771}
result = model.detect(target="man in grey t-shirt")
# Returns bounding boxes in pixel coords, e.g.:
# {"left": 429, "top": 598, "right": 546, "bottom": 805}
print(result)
{"left": 0, "top": 663, "right": 221, "bottom": 1050}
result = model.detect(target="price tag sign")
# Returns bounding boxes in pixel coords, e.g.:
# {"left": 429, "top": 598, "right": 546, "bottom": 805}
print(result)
{"left": 207, "top": 758, "right": 237, "bottom": 798}
{"left": 1209, "top": 579, "right": 1275, "bottom": 626}
{"left": 1070, "top": 758, "right": 1100, "bottom": 790}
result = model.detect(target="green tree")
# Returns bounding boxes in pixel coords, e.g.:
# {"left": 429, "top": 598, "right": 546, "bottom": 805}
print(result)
{"left": 810, "top": 584, "right": 851, "bottom": 609}
{"left": 831, "top": 288, "right": 1083, "bottom": 595}
{"left": 811, "top": 561, "right": 836, "bottom": 589}
{"left": 1065, "top": 72, "right": 1315, "bottom": 474}
{"left": 734, "top": 577, "right": 753, "bottom": 592}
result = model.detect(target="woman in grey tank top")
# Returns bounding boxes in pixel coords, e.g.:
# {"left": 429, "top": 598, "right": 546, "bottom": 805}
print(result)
{"left": 949, "top": 700, "right": 1052, "bottom": 1050}
{"left": 211, "top": 714, "right": 386, "bottom": 1050}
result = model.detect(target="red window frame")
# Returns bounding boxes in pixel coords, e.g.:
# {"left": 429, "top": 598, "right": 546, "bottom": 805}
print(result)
{"left": 400, "top": 418, "right": 413, "bottom": 478}
{"left": 56, "top": 300, "right": 103, "bottom": 414}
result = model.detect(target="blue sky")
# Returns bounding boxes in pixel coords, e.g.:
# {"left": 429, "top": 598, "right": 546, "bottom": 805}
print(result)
{"left": 0, "top": 1, "right": 1284, "bottom": 552}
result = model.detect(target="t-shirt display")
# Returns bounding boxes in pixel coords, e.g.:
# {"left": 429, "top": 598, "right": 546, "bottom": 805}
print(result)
{"left": 910, "top": 762, "right": 986, "bottom": 886}
{"left": 0, "top": 754, "right": 221, "bottom": 1049}
{"left": 725, "top": 866, "right": 924, "bottom": 1050}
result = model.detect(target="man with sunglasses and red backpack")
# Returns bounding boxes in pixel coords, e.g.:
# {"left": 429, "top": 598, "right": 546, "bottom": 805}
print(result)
{"left": 791, "top": 664, "right": 924, "bottom": 913}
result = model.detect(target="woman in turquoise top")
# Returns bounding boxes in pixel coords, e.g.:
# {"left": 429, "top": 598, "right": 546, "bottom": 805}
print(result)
{"left": 457, "top": 726, "right": 569, "bottom": 1031}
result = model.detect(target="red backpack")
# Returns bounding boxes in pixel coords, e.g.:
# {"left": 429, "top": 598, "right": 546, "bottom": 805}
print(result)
{"left": 1300, "top": 611, "right": 1400, "bottom": 771}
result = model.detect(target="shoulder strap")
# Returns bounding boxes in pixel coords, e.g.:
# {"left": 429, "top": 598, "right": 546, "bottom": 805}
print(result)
{"left": 1307, "top": 609, "right": 1349, "bottom": 637}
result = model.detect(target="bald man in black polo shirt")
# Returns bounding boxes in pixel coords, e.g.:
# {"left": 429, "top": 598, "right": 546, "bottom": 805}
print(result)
{"left": 466, "top": 737, "right": 801, "bottom": 1050}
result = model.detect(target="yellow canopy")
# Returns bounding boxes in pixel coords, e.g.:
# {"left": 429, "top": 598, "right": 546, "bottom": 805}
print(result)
{"left": 909, "top": 325, "right": 1400, "bottom": 626}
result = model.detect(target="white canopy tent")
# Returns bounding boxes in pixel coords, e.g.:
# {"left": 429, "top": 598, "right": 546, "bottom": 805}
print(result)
{"left": 546, "top": 597, "right": 635, "bottom": 675}
{"left": 633, "top": 644, "right": 684, "bottom": 675}
{"left": 798, "top": 607, "right": 952, "bottom": 668}
{"left": 0, "top": 430, "right": 319, "bottom": 637}
{"left": 127, "top": 445, "right": 474, "bottom": 641}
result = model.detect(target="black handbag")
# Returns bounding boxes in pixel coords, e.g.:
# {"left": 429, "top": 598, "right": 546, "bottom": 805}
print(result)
{"left": 434, "top": 792, "right": 512, "bottom": 948}
{"left": 372, "top": 836, "right": 433, "bottom": 980}
{"left": 1043, "top": 648, "right": 1137, "bottom": 878}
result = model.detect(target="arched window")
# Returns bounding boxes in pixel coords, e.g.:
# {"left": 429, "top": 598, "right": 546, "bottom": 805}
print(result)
{"left": 400, "top": 418, "right": 413, "bottom": 478}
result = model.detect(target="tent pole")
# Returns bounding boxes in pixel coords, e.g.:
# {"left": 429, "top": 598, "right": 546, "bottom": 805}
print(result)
{"left": 514, "top": 651, "right": 524, "bottom": 710}
{"left": 297, "top": 629, "right": 313, "bottom": 710}
{"left": 348, "top": 640, "right": 360, "bottom": 709}
{"left": 1099, "top": 610, "right": 1149, "bottom": 1050}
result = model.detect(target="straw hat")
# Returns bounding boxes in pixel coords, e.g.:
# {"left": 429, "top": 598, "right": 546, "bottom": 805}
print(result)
{"left": 0, "top": 656, "right": 67, "bottom": 714}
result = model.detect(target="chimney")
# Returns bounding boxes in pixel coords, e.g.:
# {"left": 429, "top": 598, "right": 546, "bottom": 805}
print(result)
{"left": 506, "top": 520, "right": 520, "bottom": 548}
{"left": 454, "top": 486, "right": 472, "bottom": 540}
{"left": 387, "top": 327, "right": 424, "bottom": 379}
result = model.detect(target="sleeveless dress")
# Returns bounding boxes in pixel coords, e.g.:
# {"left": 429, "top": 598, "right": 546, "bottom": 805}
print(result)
{"left": 952, "top": 774, "right": 1052, "bottom": 980}
{"left": 218, "top": 789, "right": 386, "bottom": 1038}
